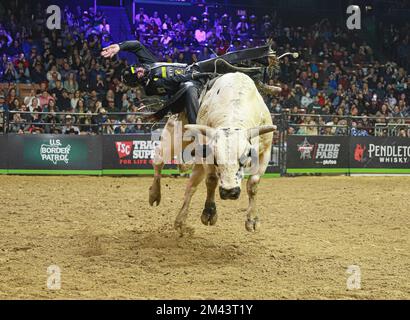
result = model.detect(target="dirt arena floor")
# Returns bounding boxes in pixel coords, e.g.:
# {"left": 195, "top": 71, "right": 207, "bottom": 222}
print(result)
{"left": 0, "top": 175, "right": 409, "bottom": 299}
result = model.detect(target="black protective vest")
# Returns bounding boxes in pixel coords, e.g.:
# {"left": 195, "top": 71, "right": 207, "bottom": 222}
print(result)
{"left": 145, "top": 63, "right": 188, "bottom": 95}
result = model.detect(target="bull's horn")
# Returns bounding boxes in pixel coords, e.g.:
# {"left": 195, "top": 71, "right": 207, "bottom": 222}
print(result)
{"left": 247, "top": 125, "right": 277, "bottom": 139}
{"left": 184, "top": 124, "right": 216, "bottom": 137}
{"left": 278, "top": 52, "right": 299, "bottom": 59}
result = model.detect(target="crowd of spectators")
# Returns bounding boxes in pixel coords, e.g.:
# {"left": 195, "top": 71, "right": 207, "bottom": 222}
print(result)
{"left": 0, "top": 3, "right": 157, "bottom": 134}
{"left": 0, "top": 2, "right": 409, "bottom": 137}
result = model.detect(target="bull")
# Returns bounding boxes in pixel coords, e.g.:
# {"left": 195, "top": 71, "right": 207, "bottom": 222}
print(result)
{"left": 149, "top": 72, "right": 276, "bottom": 233}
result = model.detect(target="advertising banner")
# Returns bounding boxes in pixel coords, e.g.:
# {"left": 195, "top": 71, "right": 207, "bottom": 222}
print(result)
{"left": 286, "top": 135, "right": 349, "bottom": 172}
{"left": 350, "top": 136, "right": 410, "bottom": 169}
{"left": 103, "top": 134, "right": 177, "bottom": 172}
{"left": 0, "top": 135, "right": 7, "bottom": 171}
{"left": 7, "top": 134, "right": 102, "bottom": 171}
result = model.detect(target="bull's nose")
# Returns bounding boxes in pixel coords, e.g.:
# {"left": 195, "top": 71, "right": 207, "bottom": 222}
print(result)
{"left": 219, "top": 186, "right": 241, "bottom": 200}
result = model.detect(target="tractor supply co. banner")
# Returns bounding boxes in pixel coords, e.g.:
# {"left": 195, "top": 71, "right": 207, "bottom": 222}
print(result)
{"left": 7, "top": 134, "right": 102, "bottom": 170}
{"left": 350, "top": 136, "right": 410, "bottom": 169}
{"left": 286, "top": 135, "right": 349, "bottom": 171}
{"left": 103, "top": 134, "right": 177, "bottom": 170}
{"left": 0, "top": 135, "right": 7, "bottom": 170}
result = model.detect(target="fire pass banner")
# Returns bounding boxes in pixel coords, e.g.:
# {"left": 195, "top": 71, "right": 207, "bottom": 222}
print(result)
{"left": 350, "top": 136, "right": 410, "bottom": 169}
{"left": 287, "top": 135, "right": 349, "bottom": 169}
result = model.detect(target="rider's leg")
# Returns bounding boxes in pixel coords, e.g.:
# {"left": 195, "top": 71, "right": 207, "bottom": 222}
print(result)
{"left": 182, "top": 82, "right": 201, "bottom": 124}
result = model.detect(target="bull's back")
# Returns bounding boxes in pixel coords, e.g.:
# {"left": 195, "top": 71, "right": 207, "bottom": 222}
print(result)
{"left": 198, "top": 72, "right": 272, "bottom": 129}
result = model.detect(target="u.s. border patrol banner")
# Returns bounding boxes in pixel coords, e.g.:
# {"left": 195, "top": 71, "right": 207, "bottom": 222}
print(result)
{"left": 286, "top": 135, "right": 349, "bottom": 173}
{"left": 7, "top": 134, "right": 102, "bottom": 171}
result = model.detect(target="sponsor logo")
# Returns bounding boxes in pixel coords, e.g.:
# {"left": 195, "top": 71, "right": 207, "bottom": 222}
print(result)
{"left": 362, "top": 143, "right": 410, "bottom": 164}
{"left": 297, "top": 138, "right": 314, "bottom": 160}
{"left": 115, "top": 140, "right": 160, "bottom": 165}
{"left": 297, "top": 138, "right": 340, "bottom": 165}
{"left": 40, "top": 139, "right": 71, "bottom": 165}
{"left": 115, "top": 141, "right": 133, "bottom": 158}
{"left": 354, "top": 144, "right": 366, "bottom": 162}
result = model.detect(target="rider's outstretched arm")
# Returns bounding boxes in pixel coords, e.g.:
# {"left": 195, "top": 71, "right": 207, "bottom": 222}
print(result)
{"left": 101, "top": 40, "right": 158, "bottom": 64}
{"left": 118, "top": 40, "right": 158, "bottom": 64}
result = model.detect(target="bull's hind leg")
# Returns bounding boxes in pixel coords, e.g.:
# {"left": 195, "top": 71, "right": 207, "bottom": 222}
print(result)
{"left": 149, "top": 145, "right": 164, "bottom": 206}
{"left": 174, "top": 164, "right": 205, "bottom": 235}
{"left": 149, "top": 114, "right": 184, "bottom": 206}
{"left": 201, "top": 168, "right": 219, "bottom": 226}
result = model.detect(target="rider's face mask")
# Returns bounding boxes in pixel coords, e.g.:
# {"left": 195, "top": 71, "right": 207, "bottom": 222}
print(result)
{"left": 122, "top": 65, "right": 147, "bottom": 86}
{"left": 135, "top": 67, "right": 145, "bottom": 79}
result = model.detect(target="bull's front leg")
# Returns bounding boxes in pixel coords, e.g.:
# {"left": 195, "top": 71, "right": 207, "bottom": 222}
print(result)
{"left": 174, "top": 164, "right": 205, "bottom": 235}
{"left": 245, "top": 147, "right": 271, "bottom": 232}
{"left": 245, "top": 174, "right": 261, "bottom": 232}
{"left": 201, "top": 166, "right": 219, "bottom": 226}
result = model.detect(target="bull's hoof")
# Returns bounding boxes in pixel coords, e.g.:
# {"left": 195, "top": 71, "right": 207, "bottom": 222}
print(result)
{"left": 148, "top": 177, "right": 161, "bottom": 206}
{"left": 245, "top": 218, "right": 261, "bottom": 232}
{"left": 174, "top": 221, "right": 195, "bottom": 237}
{"left": 201, "top": 202, "right": 218, "bottom": 226}
{"left": 149, "top": 190, "right": 161, "bottom": 206}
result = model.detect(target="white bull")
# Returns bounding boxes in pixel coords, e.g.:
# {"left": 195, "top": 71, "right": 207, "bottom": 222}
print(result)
{"left": 149, "top": 72, "right": 276, "bottom": 233}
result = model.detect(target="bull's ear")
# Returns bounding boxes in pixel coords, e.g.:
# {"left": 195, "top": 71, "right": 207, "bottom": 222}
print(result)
{"left": 184, "top": 124, "right": 216, "bottom": 138}
{"left": 247, "top": 125, "right": 277, "bottom": 139}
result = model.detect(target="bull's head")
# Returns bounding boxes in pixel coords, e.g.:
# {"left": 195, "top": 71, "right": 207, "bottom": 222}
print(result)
{"left": 184, "top": 124, "right": 276, "bottom": 200}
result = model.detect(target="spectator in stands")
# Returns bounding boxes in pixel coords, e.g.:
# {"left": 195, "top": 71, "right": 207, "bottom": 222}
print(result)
{"left": 58, "top": 90, "right": 72, "bottom": 112}
{"left": 30, "top": 61, "right": 47, "bottom": 83}
{"left": 47, "top": 65, "right": 62, "bottom": 85}
{"left": 64, "top": 73, "right": 79, "bottom": 94}
{"left": 398, "top": 128, "right": 408, "bottom": 137}
{"left": 0, "top": 94, "right": 7, "bottom": 122}
{"left": 70, "top": 90, "right": 81, "bottom": 110}
{"left": 160, "top": 31, "right": 172, "bottom": 46}
{"left": 98, "top": 17, "right": 110, "bottom": 34}
{"left": 195, "top": 26, "right": 206, "bottom": 44}
{"left": 44, "top": 99, "right": 56, "bottom": 113}
{"left": 43, "top": 111, "right": 60, "bottom": 134}
{"left": 39, "top": 90, "right": 54, "bottom": 109}
{"left": 3, "top": 60, "right": 17, "bottom": 82}
{"left": 114, "top": 119, "right": 129, "bottom": 134}
{"left": 62, "top": 114, "right": 80, "bottom": 134}
{"left": 135, "top": 7, "right": 149, "bottom": 24}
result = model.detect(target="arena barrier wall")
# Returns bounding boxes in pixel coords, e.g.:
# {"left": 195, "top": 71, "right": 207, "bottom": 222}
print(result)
{"left": 286, "top": 135, "right": 410, "bottom": 175}
{"left": 0, "top": 135, "right": 7, "bottom": 174}
{"left": 1, "top": 134, "right": 408, "bottom": 175}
